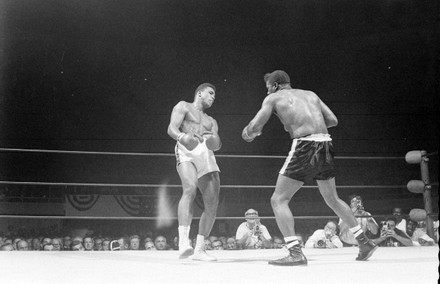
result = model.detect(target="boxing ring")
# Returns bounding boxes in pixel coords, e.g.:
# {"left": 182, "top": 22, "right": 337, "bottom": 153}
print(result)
{"left": 0, "top": 247, "right": 438, "bottom": 284}
{"left": 0, "top": 148, "right": 438, "bottom": 284}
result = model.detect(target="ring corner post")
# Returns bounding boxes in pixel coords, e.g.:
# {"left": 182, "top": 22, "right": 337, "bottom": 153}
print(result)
{"left": 419, "top": 151, "right": 435, "bottom": 240}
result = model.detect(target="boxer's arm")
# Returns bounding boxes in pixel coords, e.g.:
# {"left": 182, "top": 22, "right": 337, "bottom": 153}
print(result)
{"left": 242, "top": 96, "right": 274, "bottom": 142}
{"left": 167, "top": 101, "right": 187, "bottom": 141}
{"left": 168, "top": 102, "right": 199, "bottom": 150}
{"left": 204, "top": 118, "right": 222, "bottom": 151}
{"left": 319, "top": 98, "right": 338, "bottom": 128}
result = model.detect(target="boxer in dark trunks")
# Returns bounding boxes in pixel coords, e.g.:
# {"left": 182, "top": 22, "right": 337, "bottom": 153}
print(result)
{"left": 242, "top": 70, "right": 377, "bottom": 266}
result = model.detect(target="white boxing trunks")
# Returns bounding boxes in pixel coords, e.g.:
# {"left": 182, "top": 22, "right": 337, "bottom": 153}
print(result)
{"left": 175, "top": 139, "right": 220, "bottom": 179}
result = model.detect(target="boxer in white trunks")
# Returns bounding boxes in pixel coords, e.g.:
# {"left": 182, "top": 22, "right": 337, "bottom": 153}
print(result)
{"left": 167, "top": 83, "right": 221, "bottom": 261}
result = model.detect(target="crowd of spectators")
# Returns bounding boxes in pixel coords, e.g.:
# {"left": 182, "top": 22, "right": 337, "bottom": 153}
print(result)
{"left": 303, "top": 195, "right": 438, "bottom": 249}
{"left": 0, "top": 197, "right": 438, "bottom": 251}
{"left": 0, "top": 230, "right": 285, "bottom": 252}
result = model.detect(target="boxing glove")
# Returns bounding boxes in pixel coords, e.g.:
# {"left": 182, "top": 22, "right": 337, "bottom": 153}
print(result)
{"left": 242, "top": 127, "right": 261, "bottom": 142}
{"left": 178, "top": 133, "right": 199, "bottom": 151}
{"left": 204, "top": 133, "right": 221, "bottom": 151}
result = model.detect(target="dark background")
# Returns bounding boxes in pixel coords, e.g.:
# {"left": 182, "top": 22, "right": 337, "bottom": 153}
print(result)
{"left": 0, "top": 0, "right": 438, "bottom": 218}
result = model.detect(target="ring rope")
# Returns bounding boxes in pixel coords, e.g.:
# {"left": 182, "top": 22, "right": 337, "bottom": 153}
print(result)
{"left": 0, "top": 147, "right": 407, "bottom": 160}
{"left": 0, "top": 180, "right": 416, "bottom": 189}
{"left": 0, "top": 214, "right": 437, "bottom": 220}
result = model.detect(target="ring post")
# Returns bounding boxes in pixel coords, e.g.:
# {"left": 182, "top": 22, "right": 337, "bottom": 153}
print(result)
{"left": 419, "top": 151, "right": 434, "bottom": 239}
{"left": 406, "top": 150, "right": 434, "bottom": 239}
{"left": 405, "top": 150, "right": 422, "bottom": 164}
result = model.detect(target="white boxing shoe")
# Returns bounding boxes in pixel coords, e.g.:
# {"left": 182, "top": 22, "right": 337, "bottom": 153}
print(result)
{"left": 178, "top": 245, "right": 194, "bottom": 259}
{"left": 191, "top": 249, "right": 217, "bottom": 261}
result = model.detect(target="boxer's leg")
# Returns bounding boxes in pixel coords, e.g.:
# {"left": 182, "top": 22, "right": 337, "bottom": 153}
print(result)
{"left": 269, "top": 174, "right": 307, "bottom": 266}
{"left": 318, "top": 178, "right": 377, "bottom": 261}
{"left": 197, "top": 171, "right": 220, "bottom": 237}
{"left": 176, "top": 162, "right": 198, "bottom": 258}
{"left": 191, "top": 171, "right": 220, "bottom": 261}
{"left": 271, "top": 175, "right": 303, "bottom": 237}
{"left": 317, "top": 178, "right": 357, "bottom": 227}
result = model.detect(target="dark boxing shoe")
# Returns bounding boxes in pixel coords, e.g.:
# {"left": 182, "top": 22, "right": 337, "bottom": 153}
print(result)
{"left": 268, "top": 246, "right": 308, "bottom": 266}
{"left": 356, "top": 240, "right": 377, "bottom": 261}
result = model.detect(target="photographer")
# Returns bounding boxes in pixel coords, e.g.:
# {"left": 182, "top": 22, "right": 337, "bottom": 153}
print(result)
{"left": 373, "top": 217, "right": 413, "bottom": 247}
{"left": 236, "top": 209, "right": 272, "bottom": 249}
{"left": 406, "top": 220, "right": 435, "bottom": 246}
{"left": 339, "top": 195, "right": 379, "bottom": 246}
{"left": 305, "top": 221, "right": 343, "bottom": 249}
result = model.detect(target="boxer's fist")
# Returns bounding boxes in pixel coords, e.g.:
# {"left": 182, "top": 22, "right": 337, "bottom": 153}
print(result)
{"left": 179, "top": 133, "right": 199, "bottom": 151}
{"left": 242, "top": 127, "right": 260, "bottom": 142}
{"left": 203, "top": 131, "right": 221, "bottom": 151}
{"left": 206, "top": 136, "right": 221, "bottom": 151}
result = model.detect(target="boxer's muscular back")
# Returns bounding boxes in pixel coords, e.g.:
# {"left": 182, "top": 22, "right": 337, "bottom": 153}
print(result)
{"left": 272, "top": 89, "right": 331, "bottom": 139}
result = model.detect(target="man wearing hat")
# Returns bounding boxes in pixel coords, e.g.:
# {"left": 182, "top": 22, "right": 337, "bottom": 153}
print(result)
{"left": 235, "top": 209, "right": 272, "bottom": 249}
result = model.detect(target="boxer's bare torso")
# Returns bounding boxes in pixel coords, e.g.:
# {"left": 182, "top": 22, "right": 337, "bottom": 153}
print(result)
{"left": 179, "top": 102, "right": 216, "bottom": 137}
{"left": 269, "top": 89, "right": 333, "bottom": 139}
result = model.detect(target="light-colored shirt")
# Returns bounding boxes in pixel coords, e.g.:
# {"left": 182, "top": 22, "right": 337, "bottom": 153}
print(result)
{"left": 235, "top": 222, "right": 271, "bottom": 249}
{"left": 305, "top": 229, "right": 343, "bottom": 248}
{"left": 411, "top": 228, "right": 435, "bottom": 246}
{"left": 396, "top": 219, "right": 407, "bottom": 233}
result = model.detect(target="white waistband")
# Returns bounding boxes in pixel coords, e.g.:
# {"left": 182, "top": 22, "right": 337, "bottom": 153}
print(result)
{"left": 296, "top": 133, "right": 331, "bottom": 142}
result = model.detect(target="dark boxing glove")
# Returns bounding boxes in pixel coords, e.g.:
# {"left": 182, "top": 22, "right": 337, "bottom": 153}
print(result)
{"left": 203, "top": 132, "right": 221, "bottom": 151}
{"left": 177, "top": 133, "right": 199, "bottom": 151}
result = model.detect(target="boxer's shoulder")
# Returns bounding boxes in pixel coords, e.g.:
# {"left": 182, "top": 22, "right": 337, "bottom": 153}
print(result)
{"left": 173, "top": 101, "right": 192, "bottom": 112}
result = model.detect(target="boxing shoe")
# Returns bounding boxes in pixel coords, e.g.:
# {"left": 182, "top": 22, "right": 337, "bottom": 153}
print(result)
{"left": 178, "top": 245, "right": 194, "bottom": 259}
{"left": 355, "top": 231, "right": 377, "bottom": 261}
{"left": 356, "top": 240, "right": 377, "bottom": 261}
{"left": 268, "top": 245, "right": 307, "bottom": 266}
{"left": 191, "top": 249, "right": 217, "bottom": 261}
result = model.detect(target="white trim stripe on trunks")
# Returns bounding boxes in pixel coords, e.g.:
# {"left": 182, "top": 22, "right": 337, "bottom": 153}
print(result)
{"left": 297, "top": 133, "right": 332, "bottom": 142}
{"left": 280, "top": 139, "right": 298, "bottom": 174}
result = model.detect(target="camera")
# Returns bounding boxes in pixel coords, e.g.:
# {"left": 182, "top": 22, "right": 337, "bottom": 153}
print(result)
{"left": 316, "top": 239, "right": 326, "bottom": 248}
{"left": 253, "top": 225, "right": 261, "bottom": 236}
{"left": 381, "top": 221, "right": 390, "bottom": 231}
{"left": 110, "top": 240, "right": 121, "bottom": 251}
{"left": 253, "top": 219, "right": 261, "bottom": 236}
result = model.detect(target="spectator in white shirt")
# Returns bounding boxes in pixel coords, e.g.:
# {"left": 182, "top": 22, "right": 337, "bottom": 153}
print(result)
{"left": 236, "top": 209, "right": 272, "bottom": 249}
{"left": 305, "top": 220, "right": 343, "bottom": 249}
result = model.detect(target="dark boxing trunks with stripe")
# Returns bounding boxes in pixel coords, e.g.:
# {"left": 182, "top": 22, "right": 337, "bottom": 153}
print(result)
{"left": 279, "top": 134, "right": 335, "bottom": 182}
